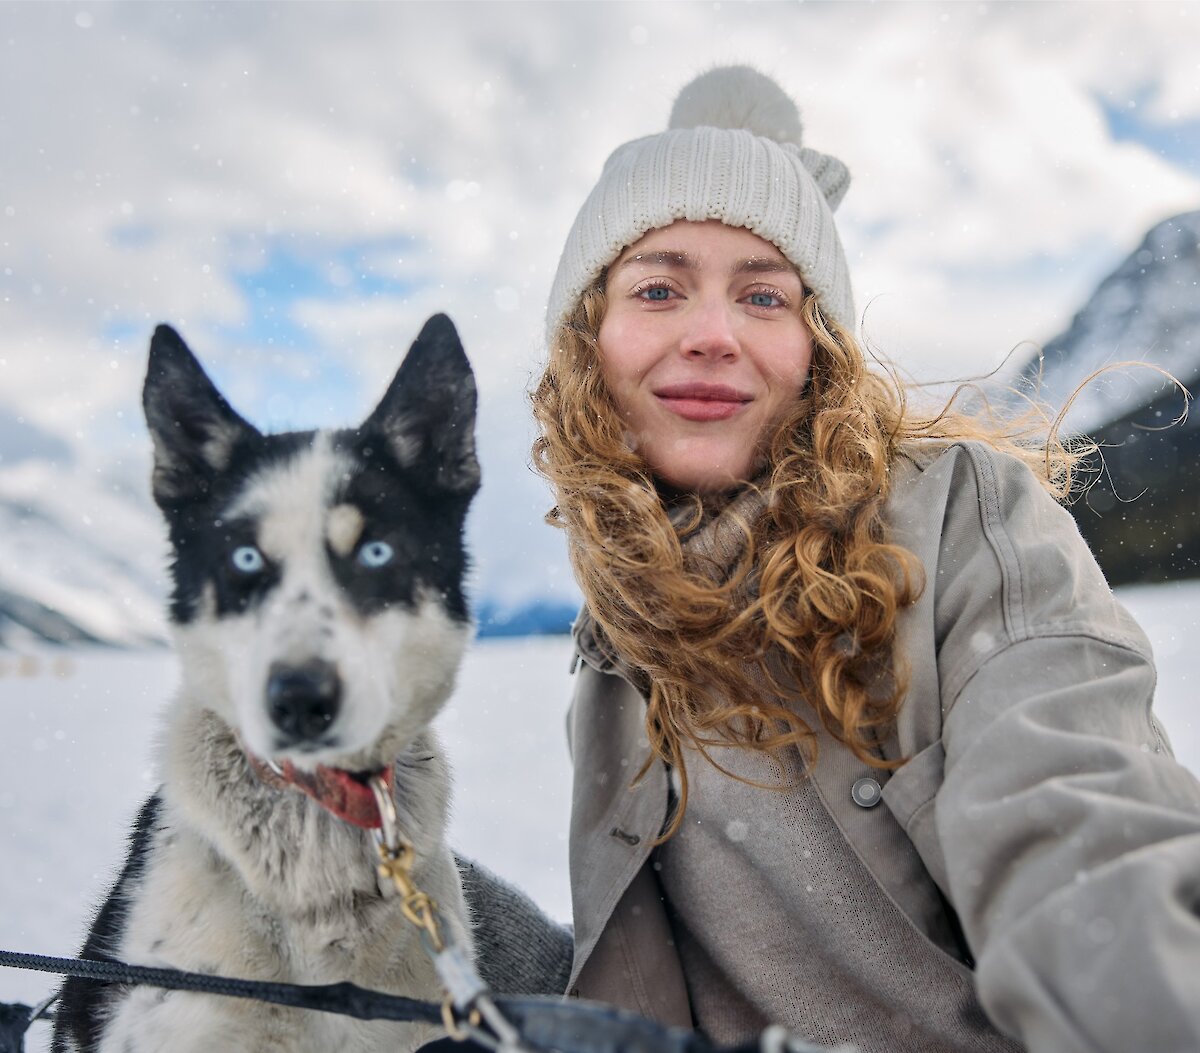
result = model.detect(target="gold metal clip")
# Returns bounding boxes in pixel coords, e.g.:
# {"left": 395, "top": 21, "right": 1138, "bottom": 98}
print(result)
{"left": 369, "top": 775, "right": 447, "bottom": 953}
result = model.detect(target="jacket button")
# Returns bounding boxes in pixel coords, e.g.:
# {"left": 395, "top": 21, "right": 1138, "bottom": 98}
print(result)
{"left": 851, "top": 777, "right": 882, "bottom": 808}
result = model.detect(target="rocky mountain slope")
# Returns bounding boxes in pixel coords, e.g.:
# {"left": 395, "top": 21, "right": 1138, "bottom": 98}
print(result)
{"left": 1019, "top": 210, "right": 1200, "bottom": 433}
{"left": 1017, "top": 210, "right": 1200, "bottom": 584}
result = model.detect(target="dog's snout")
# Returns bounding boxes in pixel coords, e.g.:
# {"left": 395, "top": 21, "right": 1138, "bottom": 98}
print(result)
{"left": 266, "top": 660, "right": 342, "bottom": 744}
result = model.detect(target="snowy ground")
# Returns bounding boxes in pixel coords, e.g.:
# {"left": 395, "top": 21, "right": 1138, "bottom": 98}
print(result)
{"left": 1, "top": 581, "right": 1198, "bottom": 1049}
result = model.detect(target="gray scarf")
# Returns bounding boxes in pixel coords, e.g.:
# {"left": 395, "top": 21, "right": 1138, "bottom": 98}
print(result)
{"left": 572, "top": 482, "right": 773, "bottom": 698}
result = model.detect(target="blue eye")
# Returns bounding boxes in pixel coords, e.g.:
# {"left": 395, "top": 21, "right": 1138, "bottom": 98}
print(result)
{"left": 231, "top": 545, "right": 265, "bottom": 574}
{"left": 357, "top": 540, "right": 394, "bottom": 568}
{"left": 637, "top": 284, "right": 672, "bottom": 302}
{"left": 748, "top": 291, "right": 781, "bottom": 308}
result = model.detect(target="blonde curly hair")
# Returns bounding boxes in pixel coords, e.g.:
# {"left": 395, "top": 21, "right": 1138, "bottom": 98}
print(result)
{"left": 532, "top": 277, "right": 1084, "bottom": 837}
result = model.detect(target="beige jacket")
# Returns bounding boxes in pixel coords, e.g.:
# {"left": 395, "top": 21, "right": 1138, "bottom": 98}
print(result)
{"left": 565, "top": 441, "right": 1200, "bottom": 1052}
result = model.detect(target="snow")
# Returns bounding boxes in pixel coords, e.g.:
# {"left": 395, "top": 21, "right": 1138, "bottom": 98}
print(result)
{"left": 2, "top": 583, "right": 1200, "bottom": 1048}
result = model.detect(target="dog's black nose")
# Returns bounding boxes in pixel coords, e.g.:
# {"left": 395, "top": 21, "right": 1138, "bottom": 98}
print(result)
{"left": 266, "top": 660, "right": 342, "bottom": 744}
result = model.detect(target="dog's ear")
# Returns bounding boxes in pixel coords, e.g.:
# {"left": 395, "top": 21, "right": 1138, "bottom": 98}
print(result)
{"left": 143, "top": 325, "right": 261, "bottom": 507}
{"left": 363, "top": 313, "right": 480, "bottom": 496}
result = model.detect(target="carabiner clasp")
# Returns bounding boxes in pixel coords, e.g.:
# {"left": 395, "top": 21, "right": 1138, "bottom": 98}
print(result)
{"left": 369, "top": 772, "right": 400, "bottom": 854}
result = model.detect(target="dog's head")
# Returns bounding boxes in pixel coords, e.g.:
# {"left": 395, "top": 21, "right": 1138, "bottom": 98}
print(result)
{"left": 143, "top": 315, "right": 480, "bottom": 777}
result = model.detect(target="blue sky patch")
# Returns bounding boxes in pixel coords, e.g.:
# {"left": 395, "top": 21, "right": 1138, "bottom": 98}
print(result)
{"left": 226, "top": 236, "right": 421, "bottom": 351}
{"left": 206, "top": 235, "right": 425, "bottom": 429}
{"left": 109, "top": 223, "right": 158, "bottom": 249}
{"left": 1098, "top": 91, "right": 1200, "bottom": 171}
{"left": 102, "top": 320, "right": 143, "bottom": 348}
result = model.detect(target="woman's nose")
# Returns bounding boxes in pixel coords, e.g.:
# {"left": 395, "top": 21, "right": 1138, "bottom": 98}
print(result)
{"left": 679, "top": 298, "right": 739, "bottom": 359}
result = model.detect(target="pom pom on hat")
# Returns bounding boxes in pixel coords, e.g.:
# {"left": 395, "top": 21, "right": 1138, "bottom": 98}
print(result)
{"left": 669, "top": 65, "right": 804, "bottom": 147}
{"left": 668, "top": 65, "right": 850, "bottom": 210}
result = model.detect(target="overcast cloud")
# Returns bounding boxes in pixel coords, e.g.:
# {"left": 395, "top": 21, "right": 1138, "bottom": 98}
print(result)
{"left": 1, "top": 1, "right": 1198, "bottom": 607}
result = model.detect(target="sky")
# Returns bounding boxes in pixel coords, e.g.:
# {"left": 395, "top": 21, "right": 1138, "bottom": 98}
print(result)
{"left": 2, "top": 0, "right": 1199, "bottom": 608}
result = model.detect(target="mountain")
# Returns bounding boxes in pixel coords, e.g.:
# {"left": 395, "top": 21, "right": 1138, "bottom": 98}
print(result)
{"left": 0, "top": 450, "right": 168, "bottom": 648}
{"left": 475, "top": 597, "right": 578, "bottom": 638}
{"left": 1018, "top": 211, "right": 1200, "bottom": 434}
{"left": 1015, "top": 210, "right": 1200, "bottom": 585}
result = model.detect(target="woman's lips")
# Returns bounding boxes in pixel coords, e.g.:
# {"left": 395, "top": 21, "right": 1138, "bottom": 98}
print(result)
{"left": 654, "top": 382, "right": 752, "bottom": 422}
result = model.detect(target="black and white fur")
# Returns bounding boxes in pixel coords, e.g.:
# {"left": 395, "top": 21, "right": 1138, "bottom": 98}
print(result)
{"left": 53, "top": 315, "right": 481, "bottom": 1052}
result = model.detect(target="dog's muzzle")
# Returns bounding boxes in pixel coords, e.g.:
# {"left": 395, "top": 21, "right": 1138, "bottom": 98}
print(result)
{"left": 266, "top": 658, "right": 342, "bottom": 745}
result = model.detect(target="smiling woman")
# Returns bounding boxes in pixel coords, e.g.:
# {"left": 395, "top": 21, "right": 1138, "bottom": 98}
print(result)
{"left": 527, "top": 65, "right": 1200, "bottom": 1053}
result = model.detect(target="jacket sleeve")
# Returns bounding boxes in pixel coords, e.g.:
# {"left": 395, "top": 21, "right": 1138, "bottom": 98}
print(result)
{"left": 456, "top": 855, "right": 574, "bottom": 996}
{"left": 929, "top": 444, "right": 1200, "bottom": 1053}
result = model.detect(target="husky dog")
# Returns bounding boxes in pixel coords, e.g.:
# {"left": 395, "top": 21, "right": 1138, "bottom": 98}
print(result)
{"left": 52, "top": 315, "right": 481, "bottom": 1053}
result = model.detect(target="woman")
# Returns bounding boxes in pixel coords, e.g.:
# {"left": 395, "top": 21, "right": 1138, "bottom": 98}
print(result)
{"left": 530, "top": 67, "right": 1200, "bottom": 1052}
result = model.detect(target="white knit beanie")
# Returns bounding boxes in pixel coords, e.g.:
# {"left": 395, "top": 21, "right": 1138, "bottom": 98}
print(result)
{"left": 546, "top": 66, "right": 855, "bottom": 343}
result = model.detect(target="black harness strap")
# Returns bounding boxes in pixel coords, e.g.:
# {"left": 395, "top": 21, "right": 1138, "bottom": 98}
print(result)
{"left": 0, "top": 948, "right": 442, "bottom": 1023}
{"left": 0, "top": 949, "right": 710, "bottom": 1053}
{"left": 0, "top": 949, "right": 716, "bottom": 1053}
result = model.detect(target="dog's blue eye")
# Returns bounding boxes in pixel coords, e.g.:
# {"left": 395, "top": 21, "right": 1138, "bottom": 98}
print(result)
{"left": 357, "top": 540, "right": 394, "bottom": 568}
{"left": 231, "top": 545, "right": 265, "bottom": 574}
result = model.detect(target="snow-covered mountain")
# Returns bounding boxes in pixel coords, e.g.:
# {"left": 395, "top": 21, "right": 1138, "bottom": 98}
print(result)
{"left": 1012, "top": 210, "right": 1200, "bottom": 586}
{"left": 1017, "top": 211, "right": 1200, "bottom": 434}
{"left": 0, "top": 425, "right": 168, "bottom": 647}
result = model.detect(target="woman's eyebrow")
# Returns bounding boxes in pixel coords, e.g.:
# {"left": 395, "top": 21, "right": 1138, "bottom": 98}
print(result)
{"left": 735, "top": 256, "right": 800, "bottom": 278}
{"left": 612, "top": 250, "right": 696, "bottom": 273}
{"left": 612, "top": 251, "right": 799, "bottom": 277}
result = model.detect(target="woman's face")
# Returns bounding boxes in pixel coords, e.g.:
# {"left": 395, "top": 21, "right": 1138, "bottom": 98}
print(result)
{"left": 597, "top": 220, "right": 814, "bottom": 494}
